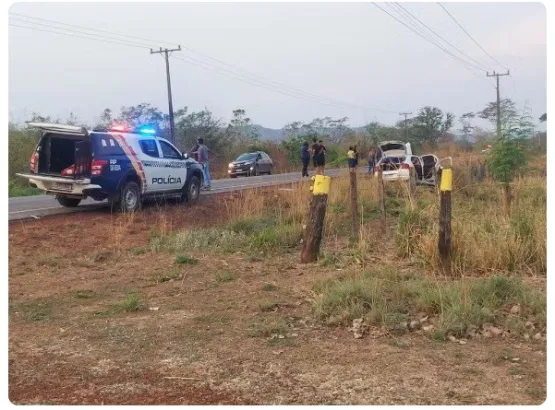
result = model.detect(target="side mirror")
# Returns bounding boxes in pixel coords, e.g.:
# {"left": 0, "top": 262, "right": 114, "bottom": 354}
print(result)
{"left": 182, "top": 152, "right": 189, "bottom": 160}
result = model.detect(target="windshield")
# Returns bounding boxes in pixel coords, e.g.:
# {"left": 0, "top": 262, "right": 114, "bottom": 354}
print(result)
{"left": 236, "top": 153, "right": 257, "bottom": 161}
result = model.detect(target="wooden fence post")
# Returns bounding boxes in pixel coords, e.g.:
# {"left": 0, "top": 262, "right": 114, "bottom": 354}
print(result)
{"left": 301, "top": 175, "right": 331, "bottom": 263}
{"left": 377, "top": 167, "right": 386, "bottom": 234}
{"left": 349, "top": 168, "right": 360, "bottom": 240}
{"left": 438, "top": 167, "right": 453, "bottom": 275}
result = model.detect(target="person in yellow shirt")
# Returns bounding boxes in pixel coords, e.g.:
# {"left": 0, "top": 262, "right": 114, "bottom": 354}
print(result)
{"left": 347, "top": 146, "right": 356, "bottom": 169}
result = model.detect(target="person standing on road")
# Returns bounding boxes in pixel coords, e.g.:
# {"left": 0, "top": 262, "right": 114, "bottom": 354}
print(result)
{"left": 367, "top": 147, "right": 376, "bottom": 175}
{"left": 192, "top": 138, "right": 211, "bottom": 191}
{"left": 314, "top": 140, "right": 327, "bottom": 175}
{"left": 301, "top": 141, "right": 310, "bottom": 177}
{"left": 354, "top": 145, "right": 360, "bottom": 167}
{"left": 310, "top": 137, "right": 319, "bottom": 170}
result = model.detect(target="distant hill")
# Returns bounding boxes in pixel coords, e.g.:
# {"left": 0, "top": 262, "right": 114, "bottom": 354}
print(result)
{"left": 253, "top": 125, "right": 283, "bottom": 141}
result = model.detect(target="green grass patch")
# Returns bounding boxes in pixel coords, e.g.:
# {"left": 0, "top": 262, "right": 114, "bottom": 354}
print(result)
{"left": 215, "top": 271, "right": 237, "bottom": 283}
{"left": 12, "top": 299, "right": 53, "bottom": 322}
{"left": 152, "top": 216, "right": 302, "bottom": 255}
{"left": 9, "top": 180, "right": 41, "bottom": 197}
{"left": 312, "top": 273, "right": 545, "bottom": 340}
{"left": 175, "top": 255, "right": 199, "bottom": 265}
{"left": 129, "top": 247, "right": 147, "bottom": 256}
{"left": 246, "top": 319, "right": 288, "bottom": 338}
{"left": 110, "top": 292, "right": 145, "bottom": 313}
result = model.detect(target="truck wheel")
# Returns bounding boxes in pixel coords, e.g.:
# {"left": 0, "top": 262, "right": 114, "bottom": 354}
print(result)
{"left": 183, "top": 176, "right": 201, "bottom": 205}
{"left": 120, "top": 181, "right": 141, "bottom": 212}
{"left": 56, "top": 196, "right": 81, "bottom": 208}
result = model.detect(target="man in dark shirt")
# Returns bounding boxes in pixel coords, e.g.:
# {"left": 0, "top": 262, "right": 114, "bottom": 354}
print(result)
{"left": 314, "top": 140, "right": 326, "bottom": 175}
{"left": 311, "top": 138, "right": 319, "bottom": 169}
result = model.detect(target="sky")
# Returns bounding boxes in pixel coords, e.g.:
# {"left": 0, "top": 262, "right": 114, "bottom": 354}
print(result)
{"left": 8, "top": 1, "right": 547, "bottom": 132}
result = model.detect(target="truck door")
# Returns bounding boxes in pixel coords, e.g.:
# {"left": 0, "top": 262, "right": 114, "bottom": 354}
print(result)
{"left": 157, "top": 139, "right": 188, "bottom": 191}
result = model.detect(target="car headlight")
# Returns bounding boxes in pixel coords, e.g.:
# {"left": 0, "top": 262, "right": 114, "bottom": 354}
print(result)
{"left": 228, "top": 163, "right": 233, "bottom": 168}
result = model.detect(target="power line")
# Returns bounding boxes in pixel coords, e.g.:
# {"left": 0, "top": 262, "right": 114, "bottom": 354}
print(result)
{"left": 10, "top": 12, "right": 399, "bottom": 115}
{"left": 372, "top": 2, "right": 486, "bottom": 73}
{"left": 10, "top": 17, "right": 156, "bottom": 49}
{"left": 437, "top": 2, "right": 509, "bottom": 70}
{"left": 393, "top": 2, "right": 492, "bottom": 71}
{"left": 9, "top": 12, "right": 178, "bottom": 49}
{"left": 9, "top": 23, "right": 150, "bottom": 50}
{"left": 173, "top": 55, "right": 381, "bottom": 113}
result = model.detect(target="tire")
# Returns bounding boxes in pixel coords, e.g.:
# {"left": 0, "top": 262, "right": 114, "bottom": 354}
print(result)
{"left": 230, "top": 174, "right": 237, "bottom": 179}
{"left": 120, "top": 181, "right": 141, "bottom": 212}
{"left": 56, "top": 196, "right": 81, "bottom": 208}
{"left": 267, "top": 165, "right": 273, "bottom": 175}
{"left": 183, "top": 175, "right": 201, "bottom": 205}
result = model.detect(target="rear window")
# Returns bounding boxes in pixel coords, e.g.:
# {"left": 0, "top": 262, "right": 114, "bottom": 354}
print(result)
{"left": 380, "top": 143, "right": 405, "bottom": 152}
{"left": 91, "top": 133, "right": 125, "bottom": 156}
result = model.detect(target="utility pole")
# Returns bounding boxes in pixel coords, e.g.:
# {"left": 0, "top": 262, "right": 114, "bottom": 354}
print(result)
{"left": 399, "top": 112, "right": 412, "bottom": 141}
{"left": 150, "top": 46, "right": 181, "bottom": 144}
{"left": 486, "top": 70, "right": 510, "bottom": 138}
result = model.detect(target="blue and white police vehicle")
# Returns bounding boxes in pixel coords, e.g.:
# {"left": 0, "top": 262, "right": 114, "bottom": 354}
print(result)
{"left": 16, "top": 122, "right": 204, "bottom": 212}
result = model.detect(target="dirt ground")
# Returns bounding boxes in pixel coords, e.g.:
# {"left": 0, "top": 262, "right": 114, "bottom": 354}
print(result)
{"left": 8, "top": 194, "right": 547, "bottom": 405}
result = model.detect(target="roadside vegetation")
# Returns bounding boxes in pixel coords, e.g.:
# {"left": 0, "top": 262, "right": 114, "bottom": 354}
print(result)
{"left": 9, "top": 99, "right": 546, "bottom": 195}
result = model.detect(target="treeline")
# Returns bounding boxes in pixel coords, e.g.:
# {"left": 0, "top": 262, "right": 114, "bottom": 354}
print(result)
{"left": 9, "top": 99, "right": 546, "bottom": 181}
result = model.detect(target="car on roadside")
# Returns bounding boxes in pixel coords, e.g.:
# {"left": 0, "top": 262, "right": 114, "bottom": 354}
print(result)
{"left": 374, "top": 140, "right": 449, "bottom": 187}
{"left": 16, "top": 122, "right": 204, "bottom": 212}
{"left": 228, "top": 151, "right": 274, "bottom": 178}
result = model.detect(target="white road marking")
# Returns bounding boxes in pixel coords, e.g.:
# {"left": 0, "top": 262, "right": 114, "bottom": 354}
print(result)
{"left": 10, "top": 206, "right": 63, "bottom": 214}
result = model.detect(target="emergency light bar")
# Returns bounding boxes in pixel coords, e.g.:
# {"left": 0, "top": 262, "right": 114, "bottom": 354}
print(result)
{"left": 108, "top": 124, "right": 157, "bottom": 135}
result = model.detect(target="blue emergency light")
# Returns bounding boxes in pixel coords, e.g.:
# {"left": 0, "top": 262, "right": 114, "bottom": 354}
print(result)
{"left": 138, "top": 127, "right": 156, "bottom": 135}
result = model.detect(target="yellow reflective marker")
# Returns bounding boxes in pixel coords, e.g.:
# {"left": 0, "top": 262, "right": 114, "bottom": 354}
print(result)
{"left": 312, "top": 175, "right": 331, "bottom": 195}
{"left": 440, "top": 168, "right": 453, "bottom": 192}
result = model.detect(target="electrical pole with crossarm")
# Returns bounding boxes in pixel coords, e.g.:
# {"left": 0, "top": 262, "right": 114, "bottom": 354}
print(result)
{"left": 150, "top": 46, "right": 181, "bottom": 144}
{"left": 399, "top": 111, "right": 412, "bottom": 141}
{"left": 486, "top": 70, "right": 510, "bottom": 138}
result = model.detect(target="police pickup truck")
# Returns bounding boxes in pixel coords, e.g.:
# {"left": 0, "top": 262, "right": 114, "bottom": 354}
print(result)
{"left": 16, "top": 123, "right": 204, "bottom": 212}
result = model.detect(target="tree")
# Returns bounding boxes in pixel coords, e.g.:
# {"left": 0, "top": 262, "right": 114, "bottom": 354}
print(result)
{"left": 29, "top": 112, "right": 52, "bottom": 123}
{"left": 459, "top": 112, "right": 475, "bottom": 138}
{"left": 94, "top": 108, "right": 113, "bottom": 130}
{"left": 478, "top": 98, "right": 518, "bottom": 132}
{"left": 226, "top": 109, "right": 260, "bottom": 145}
{"left": 486, "top": 113, "right": 529, "bottom": 217}
{"left": 174, "top": 107, "right": 228, "bottom": 153}
{"left": 410, "top": 106, "right": 454, "bottom": 147}
{"left": 66, "top": 112, "right": 80, "bottom": 126}
{"left": 117, "top": 103, "right": 168, "bottom": 133}
{"left": 365, "top": 121, "right": 400, "bottom": 145}
{"left": 282, "top": 121, "right": 304, "bottom": 139}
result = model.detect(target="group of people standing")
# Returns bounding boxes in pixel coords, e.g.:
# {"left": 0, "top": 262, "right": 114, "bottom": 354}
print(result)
{"left": 301, "top": 138, "right": 327, "bottom": 177}
{"left": 191, "top": 135, "right": 379, "bottom": 189}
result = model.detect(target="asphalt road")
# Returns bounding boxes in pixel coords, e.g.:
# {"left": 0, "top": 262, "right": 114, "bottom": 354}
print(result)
{"left": 9, "top": 168, "right": 348, "bottom": 221}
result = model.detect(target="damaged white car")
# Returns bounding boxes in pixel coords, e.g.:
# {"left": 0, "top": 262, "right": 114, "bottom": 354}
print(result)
{"left": 374, "top": 140, "right": 450, "bottom": 187}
